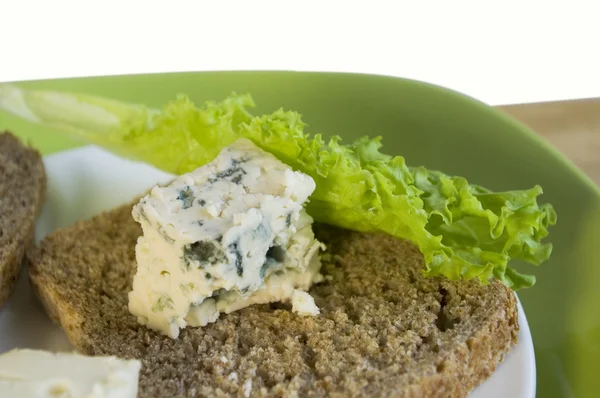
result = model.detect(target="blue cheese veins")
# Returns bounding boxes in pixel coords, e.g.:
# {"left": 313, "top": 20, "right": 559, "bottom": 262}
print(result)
{"left": 128, "top": 138, "right": 325, "bottom": 338}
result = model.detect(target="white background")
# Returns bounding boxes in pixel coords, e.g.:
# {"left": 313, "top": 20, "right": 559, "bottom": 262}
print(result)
{"left": 1, "top": 0, "right": 599, "bottom": 106}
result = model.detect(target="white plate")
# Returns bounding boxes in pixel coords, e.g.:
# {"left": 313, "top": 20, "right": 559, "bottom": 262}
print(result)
{"left": 0, "top": 146, "right": 536, "bottom": 397}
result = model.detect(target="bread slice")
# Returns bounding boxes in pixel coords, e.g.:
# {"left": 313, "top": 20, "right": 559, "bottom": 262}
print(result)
{"left": 0, "top": 132, "right": 46, "bottom": 307}
{"left": 27, "top": 201, "right": 518, "bottom": 398}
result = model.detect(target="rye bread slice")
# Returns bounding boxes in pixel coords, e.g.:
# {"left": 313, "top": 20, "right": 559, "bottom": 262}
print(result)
{"left": 27, "top": 201, "right": 518, "bottom": 398}
{"left": 0, "top": 132, "right": 46, "bottom": 307}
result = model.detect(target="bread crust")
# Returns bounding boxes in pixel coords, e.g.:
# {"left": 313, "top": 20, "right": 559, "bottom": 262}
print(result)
{"left": 27, "top": 202, "right": 518, "bottom": 398}
{"left": 0, "top": 132, "right": 46, "bottom": 307}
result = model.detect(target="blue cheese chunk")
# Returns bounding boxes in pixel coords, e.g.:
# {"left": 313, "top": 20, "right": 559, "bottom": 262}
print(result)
{"left": 291, "top": 290, "right": 320, "bottom": 316}
{"left": 128, "top": 138, "right": 325, "bottom": 338}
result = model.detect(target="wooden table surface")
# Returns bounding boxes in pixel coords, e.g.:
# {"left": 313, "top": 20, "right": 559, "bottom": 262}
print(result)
{"left": 498, "top": 98, "right": 600, "bottom": 185}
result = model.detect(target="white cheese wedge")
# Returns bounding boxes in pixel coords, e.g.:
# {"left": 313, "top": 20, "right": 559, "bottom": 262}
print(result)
{"left": 129, "top": 138, "right": 325, "bottom": 338}
{"left": 0, "top": 349, "right": 141, "bottom": 398}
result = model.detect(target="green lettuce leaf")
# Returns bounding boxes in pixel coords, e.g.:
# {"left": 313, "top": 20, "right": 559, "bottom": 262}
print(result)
{"left": 0, "top": 85, "right": 556, "bottom": 289}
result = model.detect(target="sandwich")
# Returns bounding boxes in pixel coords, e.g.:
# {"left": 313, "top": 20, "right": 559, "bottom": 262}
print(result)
{"left": 1, "top": 86, "right": 556, "bottom": 397}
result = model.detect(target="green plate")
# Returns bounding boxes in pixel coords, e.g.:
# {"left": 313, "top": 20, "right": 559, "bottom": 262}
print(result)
{"left": 1, "top": 72, "right": 598, "bottom": 397}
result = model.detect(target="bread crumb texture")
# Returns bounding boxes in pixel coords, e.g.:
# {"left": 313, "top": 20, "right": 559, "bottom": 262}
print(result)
{"left": 0, "top": 132, "right": 45, "bottom": 306}
{"left": 28, "top": 203, "right": 519, "bottom": 398}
